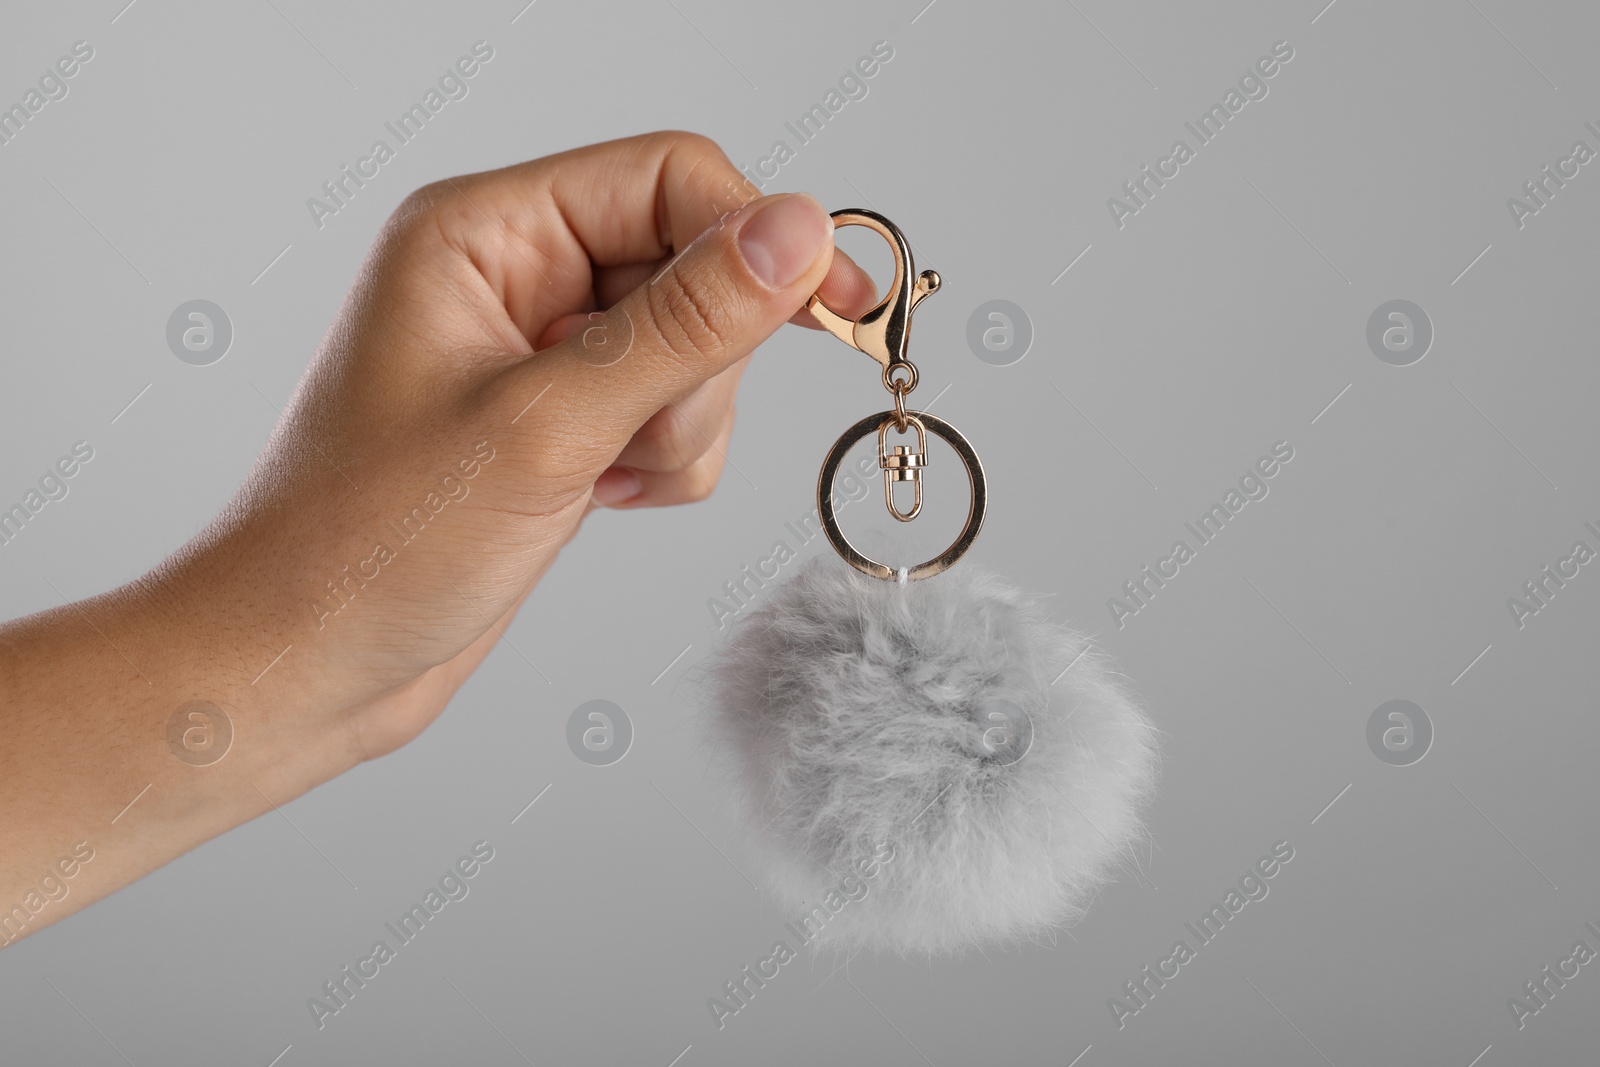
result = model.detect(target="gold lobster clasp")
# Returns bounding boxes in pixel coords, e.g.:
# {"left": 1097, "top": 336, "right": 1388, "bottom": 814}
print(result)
{"left": 803, "top": 209, "right": 941, "bottom": 388}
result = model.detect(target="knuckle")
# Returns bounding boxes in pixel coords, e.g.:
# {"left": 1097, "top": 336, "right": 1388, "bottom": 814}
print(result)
{"left": 393, "top": 181, "right": 450, "bottom": 229}
{"left": 525, "top": 441, "right": 616, "bottom": 508}
{"left": 646, "top": 262, "right": 737, "bottom": 363}
{"left": 390, "top": 178, "right": 482, "bottom": 239}
{"left": 679, "top": 456, "right": 723, "bottom": 503}
{"left": 651, "top": 129, "right": 723, "bottom": 161}
{"left": 380, "top": 181, "right": 457, "bottom": 250}
{"left": 516, "top": 413, "right": 612, "bottom": 484}
{"left": 653, "top": 131, "right": 755, "bottom": 219}
{"left": 634, "top": 406, "right": 705, "bottom": 472}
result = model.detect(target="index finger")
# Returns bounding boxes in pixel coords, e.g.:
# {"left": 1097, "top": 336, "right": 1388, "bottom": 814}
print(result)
{"left": 435, "top": 130, "right": 874, "bottom": 346}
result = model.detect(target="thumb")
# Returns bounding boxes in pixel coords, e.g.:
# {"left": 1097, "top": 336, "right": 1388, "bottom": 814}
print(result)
{"left": 508, "top": 192, "right": 835, "bottom": 458}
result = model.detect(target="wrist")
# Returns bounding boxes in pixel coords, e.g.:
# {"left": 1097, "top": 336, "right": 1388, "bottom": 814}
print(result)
{"left": 128, "top": 552, "right": 367, "bottom": 803}
{"left": 0, "top": 569, "right": 365, "bottom": 942}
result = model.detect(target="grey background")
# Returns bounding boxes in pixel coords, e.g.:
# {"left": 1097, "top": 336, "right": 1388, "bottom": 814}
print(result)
{"left": 2, "top": 0, "right": 1597, "bottom": 1063}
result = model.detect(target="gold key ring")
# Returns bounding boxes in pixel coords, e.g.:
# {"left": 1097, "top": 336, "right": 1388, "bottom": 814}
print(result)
{"left": 819, "top": 409, "right": 987, "bottom": 580}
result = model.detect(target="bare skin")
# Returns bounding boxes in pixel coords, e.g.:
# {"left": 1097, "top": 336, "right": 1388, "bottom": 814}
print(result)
{"left": 0, "top": 131, "right": 875, "bottom": 946}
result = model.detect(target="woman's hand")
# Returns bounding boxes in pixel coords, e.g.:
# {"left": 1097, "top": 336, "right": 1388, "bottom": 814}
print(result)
{"left": 0, "top": 131, "right": 873, "bottom": 943}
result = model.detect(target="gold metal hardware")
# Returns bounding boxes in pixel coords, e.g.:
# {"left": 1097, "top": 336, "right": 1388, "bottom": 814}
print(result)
{"left": 804, "top": 209, "right": 940, "bottom": 383}
{"left": 879, "top": 414, "right": 927, "bottom": 522}
{"left": 808, "top": 209, "right": 986, "bottom": 580}
{"left": 819, "top": 410, "right": 987, "bottom": 581}
{"left": 889, "top": 373, "right": 912, "bottom": 431}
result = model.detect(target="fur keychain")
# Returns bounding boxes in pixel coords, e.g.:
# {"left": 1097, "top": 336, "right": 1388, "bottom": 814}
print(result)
{"left": 706, "top": 211, "right": 1158, "bottom": 955}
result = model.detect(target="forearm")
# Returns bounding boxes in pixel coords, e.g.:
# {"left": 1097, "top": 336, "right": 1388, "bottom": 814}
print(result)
{"left": 0, "top": 573, "right": 357, "bottom": 946}
{"left": 0, "top": 132, "right": 852, "bottom": 948}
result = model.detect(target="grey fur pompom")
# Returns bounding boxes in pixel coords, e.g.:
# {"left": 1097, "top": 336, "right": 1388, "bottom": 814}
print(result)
{"left": 704, "top": 557, "right": 1159, "bottom": 956}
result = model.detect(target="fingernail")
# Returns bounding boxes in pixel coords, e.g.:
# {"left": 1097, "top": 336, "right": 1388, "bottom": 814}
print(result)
{"left": 738, "top": 193, "right": 831, "bottom": 289}
{"left": 593, "top": 467, "right": 643, "bottom": 507}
